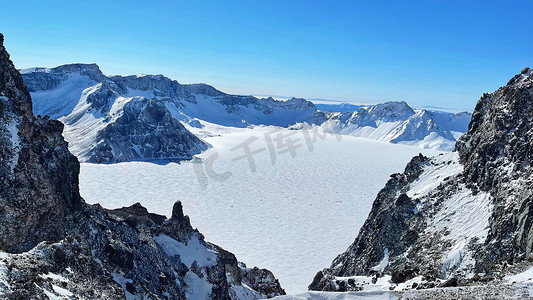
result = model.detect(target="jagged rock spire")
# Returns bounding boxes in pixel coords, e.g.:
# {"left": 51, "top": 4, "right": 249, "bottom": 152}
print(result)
{"left": 0, "top": 32, "right": 33, "bottom": 118}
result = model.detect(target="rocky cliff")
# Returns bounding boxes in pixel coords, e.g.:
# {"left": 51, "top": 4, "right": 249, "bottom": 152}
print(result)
{"left": 86, "top": 98, "right": 208, "bottom": 163}
{"left": 0, "top": 33, "right": 81, "bottom": 253}
{"left": 309, "top": 67, "right": 533, "bottom": 295}
{"left": 0, "top": 33, "right": 284, "bottom": 299}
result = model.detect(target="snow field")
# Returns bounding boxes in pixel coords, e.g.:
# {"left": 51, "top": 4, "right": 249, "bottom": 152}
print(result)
{"left": 79, "top": 127, "right": 441, "bottom": 293}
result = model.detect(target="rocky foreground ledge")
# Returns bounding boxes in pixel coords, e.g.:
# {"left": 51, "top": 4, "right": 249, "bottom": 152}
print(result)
{"left": 0, "top": 201, "right": 285, "bottom": 299}
{"left": 0, "top": 32, "right": 284, "bottom": 299}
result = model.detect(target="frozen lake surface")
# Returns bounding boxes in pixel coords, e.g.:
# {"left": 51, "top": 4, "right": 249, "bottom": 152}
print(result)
{"left": 79, "top": 126, "right": 442, "bottom": 294}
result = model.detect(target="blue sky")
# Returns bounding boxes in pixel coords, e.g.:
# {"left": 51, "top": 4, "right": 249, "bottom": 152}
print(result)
{"left": 0, "top": 0, "right": 531, "bottom": 111}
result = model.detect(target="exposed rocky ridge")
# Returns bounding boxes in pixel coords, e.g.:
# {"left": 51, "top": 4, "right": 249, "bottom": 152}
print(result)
{"left": 309, "top": 67, "right": 533, "bottom": 294}
{"left": 87, "top": 98, "right": 208, "bottom": 163}
{"left": 0, "top": 201, "right": 285, "bottom": 299}
{"left": 22, "top": 63, "right": 107, "bottom": 92}
{"left": 0, "top": 33, "right": 284, "bottom": 299}
{"left": 23, "top": 64, "right": 470, "bottom": 162}
{"left": 455, "top": 66, "right": 533, "bottom": 271}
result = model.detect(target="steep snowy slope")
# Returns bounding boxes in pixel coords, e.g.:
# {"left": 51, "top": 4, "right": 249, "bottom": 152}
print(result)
{"left": 309, "top": 67, "right": 533, "bottom": 296}
{"left": 321, "top": 101, "right": 471, "bottom": 151}
{"left": 0, "top": 33, "right": 284, "bottom": 299}
{"left": 21, "top": 66, "right": 208, "bottom": 163}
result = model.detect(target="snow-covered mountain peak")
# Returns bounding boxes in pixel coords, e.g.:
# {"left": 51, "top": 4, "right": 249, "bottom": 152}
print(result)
{"left": 365, "top": 101, "right": 414, "bottom": 119}
{"left": 21, "top": 63, "right": 106, "bottom": 92}
{"left": 322, "top": 100, "right": 471, "bottom": 151}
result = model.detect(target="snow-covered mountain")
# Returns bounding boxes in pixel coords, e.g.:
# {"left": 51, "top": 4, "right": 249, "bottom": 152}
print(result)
{"left": 21, "top": 63, "right": 471, "bottom": 163}
{"left": 21, "top": 64, "right": 211, "bottom": 163}
{"left": 309, "top": 67, "right": 533, "bottom": 297}
{"left": 321, "top": 101, "right": 471, "bottom": 151}
{"left": 21, "top": 64, "right": 322, "bottom": 162}
{"left": 0, "top": 33, "right": 284, "bottom": 299}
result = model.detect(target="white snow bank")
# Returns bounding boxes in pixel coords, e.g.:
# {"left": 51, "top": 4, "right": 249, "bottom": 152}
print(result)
{"left": 408, "top": 152, "right": 493, "bottom": 275}
{"left": 184, "top": 270, "right": 213, "bottom": 300}
{"left": 372, "top": 249, "right": 389, "bottom": 272}
{"left": 52, "top": 285, "right": 73, "bottom": 297}
{"left": 0, "top": 252, "right": 10, "bottom": 293}
{"left": 229, "top": 283, "right": 265, "bottom": 300}
{"left": 426, "top": 187, "right": 492, "bottom": 275}
{"left": 506, "top": 267, "right": 533, "bottom": 284}
{"left": 397, "top": 132, "right": 456, "bottom": 151}
{"left": 153, "top": 234, "right": 218, "bottom": 268}
{"left": 39, "top": 273, "right": 69, "bottom": 282}
{"left": 31, "top": 73, "right": 97, "bottom": 119}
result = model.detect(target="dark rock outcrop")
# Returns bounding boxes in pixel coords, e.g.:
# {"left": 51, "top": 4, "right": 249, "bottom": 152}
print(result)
{"left": 0, "top": 32, "right": 81, "bottom": 253}
{"left": 455, "top": 66, "right": 533, "bottom": 269}
{"left": 89, "top": 98, "right": 207, "bottom": 163}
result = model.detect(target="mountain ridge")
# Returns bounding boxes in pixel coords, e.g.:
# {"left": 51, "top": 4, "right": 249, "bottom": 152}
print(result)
{"left": 22, "top": 63, "right": 471, "bottom": 163}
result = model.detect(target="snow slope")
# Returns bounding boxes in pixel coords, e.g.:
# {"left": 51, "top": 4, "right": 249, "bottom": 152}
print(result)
{"left": 409, "top": 152, "right": 493, "bottom": 277}
{"left": 78, "top": 126, "right": 441, "bottom": 293}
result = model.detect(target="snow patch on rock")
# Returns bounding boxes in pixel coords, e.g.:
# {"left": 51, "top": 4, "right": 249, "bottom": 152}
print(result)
{"left": 372, "top": 249, "right": 390, "bottom": 272}
{"left": 154, "top": 234, "right": 218, "bottom": 268}
{"left": 6, "top": 120, "right": 19, "bottom": 172}
{"left": 407, "top": 152, "right": 462, "bottom": 200}
{"left": 427, "top": 187, "right": 492, "bottom": 276}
